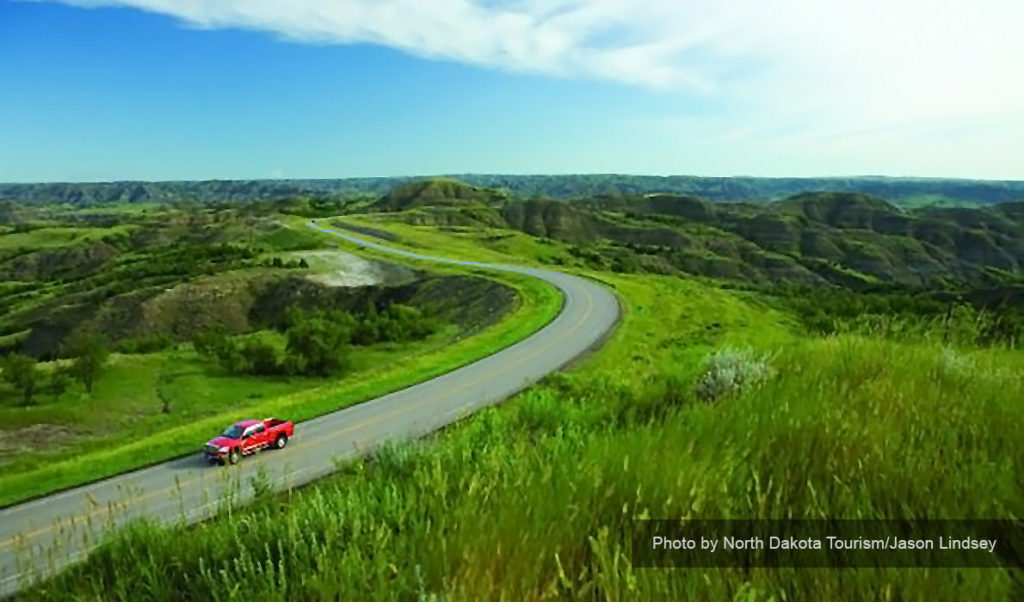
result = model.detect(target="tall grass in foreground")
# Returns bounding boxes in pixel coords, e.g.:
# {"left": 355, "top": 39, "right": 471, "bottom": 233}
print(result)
{"left": 19, "top": 336, "right": 1023, "bottom": 601}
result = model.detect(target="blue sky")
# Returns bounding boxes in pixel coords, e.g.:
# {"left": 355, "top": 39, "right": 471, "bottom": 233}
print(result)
{"left": 3, "top": 0, "right": 1022, "bottom": 182}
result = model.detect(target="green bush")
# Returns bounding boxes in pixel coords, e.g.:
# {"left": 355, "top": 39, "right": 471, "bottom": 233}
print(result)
{"left": 284, "top": 310, "right": 351, "bottom": 377}
{"left": 46, "top": 365, "right": 72, "bottom": 401}
{"left": 191, "top": 328, "right": 227, "bottom": 356}
{"left": 113, "top": 334, "right": 174, "bottom": 354}
{"left": 350, "top": 303, "right": 437, "bottom": 345}
{"left": 192, "top": 330, "right": 287, "bottom": 376}
{"left": 0, "top": 353, "right": 38, "bottom": 406}
{"left": 239, "top": 334, "right": 286, "bottom": 376}
{"left": 192, "top": 303, "right": 438, "bottom": 378}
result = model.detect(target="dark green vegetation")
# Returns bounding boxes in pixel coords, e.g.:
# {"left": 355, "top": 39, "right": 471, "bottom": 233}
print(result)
{"left": 4, "top": 173, "right": 1024, "bottom": 208}
{"left": 766, "top": 283, "right": 1024, "bottom": 347}
{"left": 0, "top": 201, "right": 513, "bottom": 361}
{"left": 64, "top": 331, "right": 109, "bottom": 393}
{"left": 194, "top": 304, "right": 438, "bottom": 377}
{"left": 0, "top": 353, "right": 38, "bottom": 406}
{"left": 0, "top": 204, "right": 322, "bottom": 359}
{"left": 10, "top": 178, "right": 1024, "bottom": 600}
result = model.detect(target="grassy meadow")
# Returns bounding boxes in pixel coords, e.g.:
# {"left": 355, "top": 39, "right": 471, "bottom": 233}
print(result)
{"left": 16, "top": 214, "right": 1022, "bottom": 601}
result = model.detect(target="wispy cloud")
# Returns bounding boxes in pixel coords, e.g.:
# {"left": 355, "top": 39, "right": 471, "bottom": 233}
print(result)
{"left": 43, "top": 0, "right": 730, "bottom": 89}
{"left": 38, "top": 0, "right": 1024, "bottom": 176}
{"left": 45, "top": 1, "right": 1024, "bottom": 100}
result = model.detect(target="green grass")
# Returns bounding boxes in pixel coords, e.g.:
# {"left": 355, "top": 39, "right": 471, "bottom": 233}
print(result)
{"left": 21, "top": 305, "right": 1022, "bottom": 601}
{"left": 0, "top": 255, "right": 562, "bottom": 507}
{"left": 572, "top": 272, "right": 794, "bottom": 379}
{"left": 52, "top": 202, "right": 164, "bottom": 216}
{"left": 0, "top": 327, "right": 459, "bottom": 474}
{"left": 257, "top": 222, "right": 329, "bottom": 251}
{"left": 330, "top": 214, "right": 575, "bottom": 267}
{"left": 15, "top": 215, "right": 1023, "bottom": 601}
{"left": 0, "top": 225, "right": 133, "bottom": 251}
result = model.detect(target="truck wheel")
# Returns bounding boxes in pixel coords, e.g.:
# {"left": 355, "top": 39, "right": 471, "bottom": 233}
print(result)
{"left": 274, "top": 434, "right": 288, "bottom": 450}
{"left": 228, "top": 448, "right": 241, "bottom": 465}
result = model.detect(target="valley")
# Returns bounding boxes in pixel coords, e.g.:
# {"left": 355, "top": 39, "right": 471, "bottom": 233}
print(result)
{"left": 1, "top": 177, "right": 1021, "bottom": 601}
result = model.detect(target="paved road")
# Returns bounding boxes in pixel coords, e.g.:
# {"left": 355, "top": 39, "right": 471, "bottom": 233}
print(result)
{"left": 0, "top": 221, "right": 620, "bottom": 598}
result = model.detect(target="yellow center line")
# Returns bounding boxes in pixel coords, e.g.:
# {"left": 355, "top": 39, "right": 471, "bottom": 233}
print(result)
{"left": 0, "top": 242, "right": 597, "bottom": 551}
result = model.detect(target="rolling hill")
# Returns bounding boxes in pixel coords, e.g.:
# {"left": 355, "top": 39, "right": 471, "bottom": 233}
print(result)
{"left": 359, "top": 180, "right": 1024, "bottom": 290}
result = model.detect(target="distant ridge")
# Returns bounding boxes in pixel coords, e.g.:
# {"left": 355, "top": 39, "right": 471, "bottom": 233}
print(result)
{"left": 2, "top": 174, "right": 1023, "bottom": 207}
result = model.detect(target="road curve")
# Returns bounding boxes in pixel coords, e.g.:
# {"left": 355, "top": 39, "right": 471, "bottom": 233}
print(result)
{"left": 0, "top": 221, "right": 620, "bottom": 598}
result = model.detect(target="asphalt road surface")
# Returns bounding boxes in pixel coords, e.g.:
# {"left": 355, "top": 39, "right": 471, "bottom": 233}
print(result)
{"left": 0, "top": 221, "right": 620, "bottom": 598}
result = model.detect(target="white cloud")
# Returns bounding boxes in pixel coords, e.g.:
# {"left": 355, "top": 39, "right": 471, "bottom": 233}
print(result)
{"left": 40, "top": 0, "right": 1024, "bottom": 176}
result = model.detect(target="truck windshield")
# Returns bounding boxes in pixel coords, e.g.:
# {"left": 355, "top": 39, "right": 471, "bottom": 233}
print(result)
{"left": 221, "top": 425, "right": 244, "bottom": 438}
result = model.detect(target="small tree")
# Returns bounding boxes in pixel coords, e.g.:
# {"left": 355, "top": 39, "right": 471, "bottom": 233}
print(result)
{"left": 66, "top": 332, "right": 109, "bottom": 394}
{"left": 239, "top": 336, "right": 284, "bottom": 375}
{"left": 48, "top": 366, "right": 72, "bottom": 401}
{"left": 352, "top": 302, "right": 381, "bottom": 346}
{"left": 1, "top": 353, "right": 39, "bottom": 406}
{"left": 285, "top": 313, "right": 350, "bottom": 377}
{"left": 192, "top": 328, "right": 230, "bottom": 357}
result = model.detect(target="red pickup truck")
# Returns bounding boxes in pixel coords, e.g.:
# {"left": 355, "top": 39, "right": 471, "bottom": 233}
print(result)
{"left": 204, "top": 418, "right": 293, "bottom": 465}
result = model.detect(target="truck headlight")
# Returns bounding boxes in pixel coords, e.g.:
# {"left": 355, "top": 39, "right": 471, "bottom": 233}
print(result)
{"left": 218, "top": 446, "right": 229, "bottom": 453}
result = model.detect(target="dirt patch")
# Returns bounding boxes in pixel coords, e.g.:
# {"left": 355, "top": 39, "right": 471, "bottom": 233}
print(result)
{"left": 0, "top": 423, "right": 83, "bottom": 463}
{"left": 297, "top": 250, "right": 417, "bottom": 288}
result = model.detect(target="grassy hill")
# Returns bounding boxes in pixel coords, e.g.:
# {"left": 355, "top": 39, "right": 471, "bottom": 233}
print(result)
{"left": 343, "top": 180, "right": 1024, "bottom": 346}
{"left": 359, "top": 181, "right": 1024, "bottom": 294}
{"left": 373, "top": 177, "right": 508, "bottom": 211}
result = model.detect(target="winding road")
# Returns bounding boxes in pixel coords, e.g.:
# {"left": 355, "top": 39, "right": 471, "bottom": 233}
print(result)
{"left": 0, "top": 221, "right": 620, "bottom": 598}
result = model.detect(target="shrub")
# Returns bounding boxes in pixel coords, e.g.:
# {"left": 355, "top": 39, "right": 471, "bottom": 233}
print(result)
{"left": 350, "top": 320, "right": 380, "bottom": 346}
{"left": 191, "top": 328, "right": 231, "bottom": 358}
{"left": 193, "top": 329, "right": 278, "bottom": 376}
{"left": 284, "top": 313, "right": 350, "bottom": 377}
{"left": 353, "top": 304, "right": 437, "bottom": 345}
{"left": 238, "top": 334, "right": 285, "bottom": 376}
{"left": 1, "top": 353, "right": 39, "bottom": 406}
{"left": 192, "top": 303, "right": 438, "bottom": 378}
{"left": 65, "top": 331, "right": 109, "bottom": 394}
{"left": 47, "top": 366, "right": 72, "bottom": 401}
{"left": 695, "top": 346, "right": 774, "bottom": 402}
{"left": 114, "top": 334, "right": 174, "bottom": 354}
